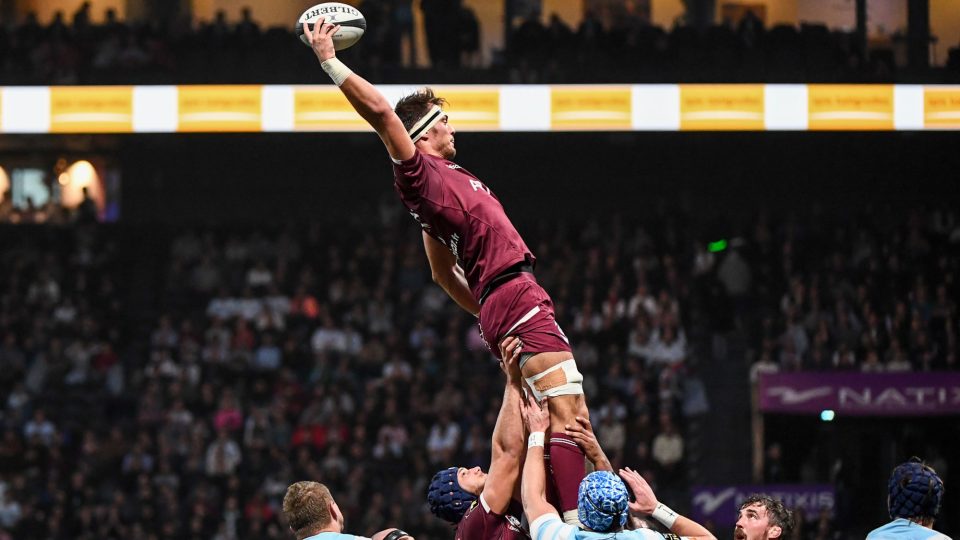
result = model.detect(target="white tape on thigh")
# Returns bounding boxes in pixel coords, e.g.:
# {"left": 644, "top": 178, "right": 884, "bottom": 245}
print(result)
{"left": 525, "top": 359, "right": 583, "bottom": 402}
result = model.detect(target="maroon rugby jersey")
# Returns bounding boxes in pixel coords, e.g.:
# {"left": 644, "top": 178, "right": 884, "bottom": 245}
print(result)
{"left": 393, "top": 151, "right": 534, "bottom": 300}
{"left": 456, "top": 496, "right": 527, "bottom": 540}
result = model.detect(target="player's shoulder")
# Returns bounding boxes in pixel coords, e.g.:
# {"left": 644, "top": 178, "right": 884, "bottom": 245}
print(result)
{"left": 866, "top": 520, "right": 952, "bottom": 540}
{"left": 530, "top": 513, "right": 574, "bottom": 540}
{"left": 393, "top": 149, "right": 450, "bottom": 176}
{"left": 584, "top": 527, "right": 670, "bottom": 540}
{"left": 391, "top": 149, "right": 422, "bottom": 166}
{"left": 455, "top": 500, "right": 486, "bottom": 533}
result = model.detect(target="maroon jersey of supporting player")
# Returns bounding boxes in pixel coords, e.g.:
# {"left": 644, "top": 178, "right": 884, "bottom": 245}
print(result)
{"left": 393, "top": 150, "right": 534, "bottom": 300}
{"left": 456, "top": 496, "right": 528, "bottom": 540}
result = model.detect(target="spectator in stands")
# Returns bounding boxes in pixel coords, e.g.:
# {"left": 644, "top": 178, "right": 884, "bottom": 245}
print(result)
{"left": 2, "top": 195, "right": 954, "bottom": 538}
{"left": 23, "top": 408, "right": 56, "bottom": 447}
{"left": 651, "top": 412, "right": 683, "bottom": 483}
{"left": 77, "top": 186, "right": 98, "bottom": 223}
{"left": 457, "top": 0, "right": 480, "bottom": 68}
{"left": 420, "top": 0, "right": 457, "bottom": 69}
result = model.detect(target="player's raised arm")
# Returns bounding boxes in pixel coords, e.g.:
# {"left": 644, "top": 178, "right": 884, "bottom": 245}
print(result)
{"left": 520, "top": 393, "right": 556, "bottom": 525}
{"left": 303, "top": 17, "right": 414, "bottom": 162}
{"left": 480, "top": 337, "right": 525, "bottom": 513}
{"left": 620, "top": 467, "right": 716, "bottom": 540}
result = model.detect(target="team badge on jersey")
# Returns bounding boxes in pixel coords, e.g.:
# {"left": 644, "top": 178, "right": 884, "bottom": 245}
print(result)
{"left": 505, "top": 514, "right": 530, "bottom": 538}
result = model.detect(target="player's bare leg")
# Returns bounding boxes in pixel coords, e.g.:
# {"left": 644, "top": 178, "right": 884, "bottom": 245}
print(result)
{"left": 521, "top": 351, "right": 590, "bottom": 431}
{"left": 521, "top": 350, "right": 591, "bottom": 525}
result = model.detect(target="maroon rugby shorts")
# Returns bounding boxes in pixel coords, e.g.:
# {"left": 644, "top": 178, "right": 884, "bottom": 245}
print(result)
{"left": 478, "top": 273, "right": 571, "bottom": 360}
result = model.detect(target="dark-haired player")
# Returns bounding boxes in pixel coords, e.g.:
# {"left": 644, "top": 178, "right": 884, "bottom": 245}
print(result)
{"left": 867, "top": 457, "right": 950, "bottom": 540}
{"left": 734, "top": 496, "right": 793, "bottom": 540}
{"left": 303, "top": 17, "right": 589, "bottom": 524}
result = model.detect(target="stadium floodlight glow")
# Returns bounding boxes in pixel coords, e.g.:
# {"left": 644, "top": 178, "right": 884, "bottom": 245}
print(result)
{"left": 708, "top": 239, "right": 728, "bottom": 253}
{"left": 0, "top": 166, "right": 8, "bottom": 199}
{"left": 60, "top": 160, "right": 100, "bottom": 209}
{"left": 820, "top": 410, "right": 835, "bottom": 422}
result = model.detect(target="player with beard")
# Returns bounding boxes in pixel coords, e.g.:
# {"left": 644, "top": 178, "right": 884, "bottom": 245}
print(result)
{"left": 304, "top": 18, "right": 591, "bottom": 525}
{"left": 733, "top": 496, "right": 793, "bottom": 540}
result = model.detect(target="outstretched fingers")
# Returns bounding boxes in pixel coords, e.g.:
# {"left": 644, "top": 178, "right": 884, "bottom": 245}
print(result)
{"left": 563, "top": 416, "right": 593, "bottom": 438}
{"left": 498, "top": 336, "right": 523, "bottom": 366}
{"left": 303, "top": 17, "right": 339, "bottom": 42}
{"left": 307, "top": 16, "right": 324, "bottom": 41}
{"left": 324, "top": 23, "right": 342, "bottom": 37}
{"left": 522, "top": 387, "right": 539, "bottom": 410}
{"left": 520, "top": 389, "right": 550, "bottom": 433}
{"left": 619, "top": 467, "right": 657, "bottom": 514}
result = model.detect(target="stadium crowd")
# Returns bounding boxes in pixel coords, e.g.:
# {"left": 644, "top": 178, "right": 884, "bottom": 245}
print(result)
{"left": 1, "top": 1, "right": 958, "bottom": 86}
{"left": 1, "top": 171, "right": 958, "bottom": 538}
{"left": 3, "top": 195, "right": 958, "bottom": 538}
{"left": 0, "top": 204, "right": 698, "bottom": 538}
{"left": 745, "top": 206, "right": 958, "bottom": 377}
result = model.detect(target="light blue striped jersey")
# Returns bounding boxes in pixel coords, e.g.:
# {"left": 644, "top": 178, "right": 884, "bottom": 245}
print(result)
{"left": 303, "top": 532, "right": 369, "bottom": 540}
{"left": 866, "top": 519, "right": 951, "bottom": 540}
{"left": 531, "top": 513, "right": 670, "bottom": 540}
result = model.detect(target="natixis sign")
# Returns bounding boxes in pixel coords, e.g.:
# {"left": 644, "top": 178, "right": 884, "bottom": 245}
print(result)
{"left": 690, "top": 485, "right": 834, "bottom": 526}
{"left": 759, "top": 373, "right": 960, "bottom": 416}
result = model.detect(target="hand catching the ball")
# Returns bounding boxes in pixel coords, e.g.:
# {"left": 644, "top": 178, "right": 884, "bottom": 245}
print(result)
{"left": 303, "top": 16, "right": 340, "bottom": 62}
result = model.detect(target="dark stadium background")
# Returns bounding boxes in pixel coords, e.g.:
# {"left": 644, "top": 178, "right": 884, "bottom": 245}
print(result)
{"left": 3, "top": 129, "right": 956, "bottom": 535}
{"left": 2, "top": 0, "right": 960, "bottom": 538}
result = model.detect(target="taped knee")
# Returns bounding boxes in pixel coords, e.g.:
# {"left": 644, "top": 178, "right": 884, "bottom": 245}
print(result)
{"left": 525, "top": 359, "right": 583, "bottom": 402}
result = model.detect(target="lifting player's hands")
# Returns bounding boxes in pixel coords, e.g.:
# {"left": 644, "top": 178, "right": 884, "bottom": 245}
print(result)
{"left": 520, "top": 389, "right": 550, "bottom": 435}
{"left": 564, "top": 416, "right": 606, "bottom": 469}
{"left": 497, "top": 336, "right": 523, "bottom": 382}
{"left": 302, "top": 16, "right": 339, "bottom": 62}
{"left": 619, "top": 467, "right": 658, "bottom": 516}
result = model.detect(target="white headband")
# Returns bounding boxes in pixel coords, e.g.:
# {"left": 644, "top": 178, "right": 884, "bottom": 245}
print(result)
{"left": 408, "top": 104, "right": 444, "bottom": 143}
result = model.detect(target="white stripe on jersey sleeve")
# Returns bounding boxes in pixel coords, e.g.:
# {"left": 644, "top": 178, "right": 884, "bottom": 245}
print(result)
{"left": 531, "top": 513, "right": 576, "bottom": 540}
{"left": 633, "top": 529, "right": 671, "bottom": 540}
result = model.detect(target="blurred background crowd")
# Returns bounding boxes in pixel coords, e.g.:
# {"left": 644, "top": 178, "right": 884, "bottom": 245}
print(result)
{"left": 0, "top": 197, "right": 957, "bottom": 538}
{"left": 1, "top": 1, "right": 959, "bottom": 539}
{"left": 0, "top": 0, "right": 958, "bottom": 85}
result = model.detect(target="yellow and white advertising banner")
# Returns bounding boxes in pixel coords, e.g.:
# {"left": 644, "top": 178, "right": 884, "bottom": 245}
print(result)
{"left": 550, "top": 86, "right": 632, "bottom": 130}
{"left": 1, "top": 84, "right": 959, "bottom": 133}
{"left": 808, "top": 85, "right": 894, "bottom": 130}
{"left": 431, "top": 86, "right": 501, "bottom": 130}
{"left": 294, "top": 87, "right": 369, "bottom": 131}
{"left": 178, "top": 85, "right": 262, "bottom": 132}
{"left": 50, "top": 86, "right": 133, "bottom": 133}
{"left": 924, "top": 87, "right": 960, "bottom": 129}
{"left": 679, "top": 84, "right": 765, "bottom": 131}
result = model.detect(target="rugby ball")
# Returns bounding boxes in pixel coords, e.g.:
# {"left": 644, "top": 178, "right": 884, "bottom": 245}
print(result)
{"left": 296, "top": 2, "right": 366, "bottom": 51}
